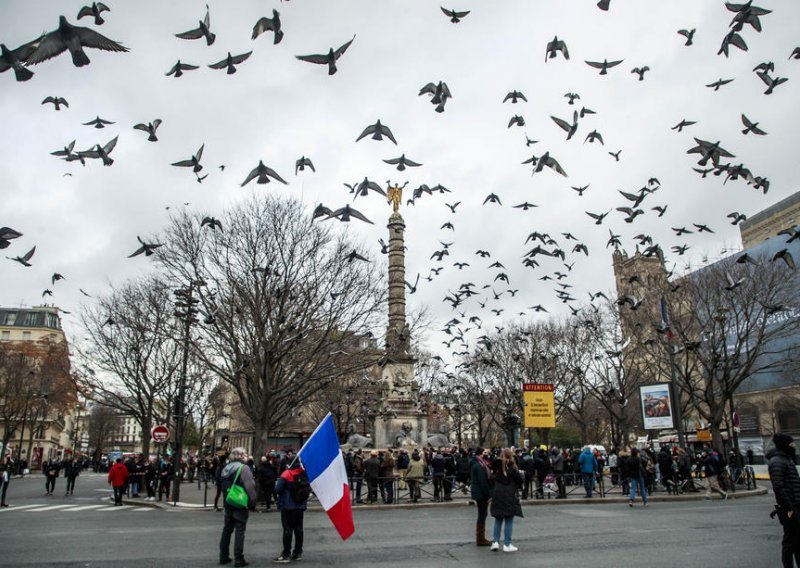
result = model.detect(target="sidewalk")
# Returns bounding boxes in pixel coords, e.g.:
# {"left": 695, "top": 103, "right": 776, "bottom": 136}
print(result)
{"left": 124, "top": 476, "right": 768, "bottom": 511}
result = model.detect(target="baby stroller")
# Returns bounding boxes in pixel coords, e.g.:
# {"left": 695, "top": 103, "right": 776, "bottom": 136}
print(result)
{"left": 542, "top": 473, "right": 558, "bottom": 498}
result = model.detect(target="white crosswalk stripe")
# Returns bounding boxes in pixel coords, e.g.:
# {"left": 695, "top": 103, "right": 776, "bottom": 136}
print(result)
{"left": 0, "top": 503, "right": 155, "bottom": 513}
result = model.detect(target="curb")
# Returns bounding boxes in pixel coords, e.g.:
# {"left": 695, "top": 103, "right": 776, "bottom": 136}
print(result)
{"left": 127, "top": 487, "right": 767, "bottom": 512}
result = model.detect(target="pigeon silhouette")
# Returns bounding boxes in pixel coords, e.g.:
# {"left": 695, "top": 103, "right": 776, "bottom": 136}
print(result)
{"left": 166, "top": 60, "right": 199, "bottom": 78}
{"left": 240, "top": 161, "right": 288, "bottom": 186}
{"left": 419, "top": 81, "right": 452, "bottom": 112}
{"left": 208, "top": 51, "right": 252, "bottom": 74}
{"left": 81, "top": 135, "right": 118, "bottom": 166}
{"left": 741, "top": 114, "right": 767, "bottom": 135}
{"left": 42, "top": 96, "right": 69, "bottom": 110}
{"left": 757, "top": 71, "right": 788, "bottom": 95}
{"left": 356, "top": 120, "right": 397, "bottom": 144}
{"left": 671, "top": 119, "right": 696, "bottom": 132}
{"left": 296, "top": 35, "right": 355, "bottom": 75}
{"left": 172, "top": 144, "right": 205, "bottom": 173}
{"left": 82, "top": 115, "right": 114, "bottom": 128}
{"left": 77, "top": 2, "right": 110, "bottom": 25}
{"left": 0, "top": 36, "right": 43, "bottom": 82}
{"left": 128, "top": 236, "right": 163, "bottom": 258}
{"left": 0, "top": 227, "right": 23, "bottom": 250}
{"left": 706, "top": 78, "right": 734, "bottom": 91}
{"left": 631, "top": 66, "right": 650, "bottom": 80}
{"left": 295, "top": 156, "right": 315, "bottom": 174}
{"left": 677, "top": 28, "right": 695, "bottom": 46}
{"left": 503, "top": 90, "right": 527, "bottom": 103}
{"left": 133, "top": 119, "right": 162, "bottom": 142}
{"left": 326, "top": 205, "right": 373, "bottom": 224}
{"left": 440, "top": 7, "right": 470, "bottom": 23}
{"left": 7, "top": 245, "right": 36, "bottom": 266}
{"left": 252, "top": 10, "right": 284, "bottom": 44}
{"left": 585, "top": 58, "right": 623, "bottom": 75}
{"left": 176, "top": 6, "right": 216, "bottom": 45}
{"left": 545, "top": 36, "right": 569, "bottom": 62}
{"left": 383, "top": 154, "right": 422, "bottom": 171}
{"left": 27, "top": 15, "right": 128, "bottom": 67}
{"left": 551, "top": 111, "right": 579, "bottom": 140}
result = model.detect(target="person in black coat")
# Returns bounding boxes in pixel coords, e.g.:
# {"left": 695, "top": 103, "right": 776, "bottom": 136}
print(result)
{"left": 768, "top": 433, "right": 800, "bottom": 568}
{"left": 624, "top": 448, "right": 648, "bottom": 507}
{"left": 489, "top": 448, "right": 523, "bottom": 553}
{"left": 63, "top": 458, "right": 80, "bottom": 495}
{"left": 256, "top": 455, "right": 278, "bottom": 511}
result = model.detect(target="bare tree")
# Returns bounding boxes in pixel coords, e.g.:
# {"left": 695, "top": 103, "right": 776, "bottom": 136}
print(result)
{"left": 78, "top": 275, "right": 183, "bottom": 457}
{"left": 652, "top": 254, "right": 800, "bottom": 452}
{"left": 86, "top": 403, "right": 120, "bottom": 463}
{"left": 157, "top": 197, "right": 387, "bottom": 455}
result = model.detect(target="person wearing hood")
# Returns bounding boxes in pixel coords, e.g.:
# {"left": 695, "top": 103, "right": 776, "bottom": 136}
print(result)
{"left": 273, "top": 460, "right": 309, "bottom": 563}
{"left": 577, "top": 446, "right": 598, "bottom": 498}
{"left": 768, "top": 433, "right": 800, "bottom": 567}
{"left": 469, "top": 447, "right": 493, "bottom": 546}
{"left": 218, "top": 447, "right": 258, "bottom": 567}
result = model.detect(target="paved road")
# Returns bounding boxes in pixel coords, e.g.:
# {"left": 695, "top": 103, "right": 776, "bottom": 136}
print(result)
{"left": 0, "top": 472, "right": 782, "bottom": 567}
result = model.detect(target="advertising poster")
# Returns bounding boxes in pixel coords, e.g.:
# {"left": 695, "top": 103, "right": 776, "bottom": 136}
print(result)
{"left": 523, "top": 383, "right": 555, "bottom": 428}
{"left": 640, "top": 384, "right": 674, "bottom": 430}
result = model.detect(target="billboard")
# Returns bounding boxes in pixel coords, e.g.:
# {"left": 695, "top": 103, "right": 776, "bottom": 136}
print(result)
{"left": 640, "top": 384, "right": 674, "bottom": 430}
{"left": 523, "top": 383, "right": 555, "bottom": 428}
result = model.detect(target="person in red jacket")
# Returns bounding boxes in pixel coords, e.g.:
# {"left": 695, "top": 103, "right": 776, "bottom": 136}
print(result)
{"left": 108, "top": 458, "right": 129, "bottom": 506}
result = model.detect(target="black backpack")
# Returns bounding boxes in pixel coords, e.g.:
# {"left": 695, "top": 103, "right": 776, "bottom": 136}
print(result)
{"left": 290, "top": 470, "right": 312, "bottom": 503}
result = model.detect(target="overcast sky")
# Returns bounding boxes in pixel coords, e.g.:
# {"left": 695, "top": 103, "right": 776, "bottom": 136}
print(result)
{"left": 2, "top": 1, "right": 798, "bottom": 355}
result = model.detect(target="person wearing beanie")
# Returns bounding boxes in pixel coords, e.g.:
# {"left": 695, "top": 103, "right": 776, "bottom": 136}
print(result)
{"left": 768, "top": 433, "right": 800, "bottom": 567}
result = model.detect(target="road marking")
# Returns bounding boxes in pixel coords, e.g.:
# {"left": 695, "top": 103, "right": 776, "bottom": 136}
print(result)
{"left": 28, "top": 504, "right": 74, "bottom": 512}
{"left": 62, "top": 505, "right": 108, "bottom": 512}
{"left": 132, "top": 507, "right": 153, "bottom": 511}
{"left": 98, "top": 505, "right": 133, "bottom": 511}
{"left": 0, "top": 504, "right": 43, "bottom": 512}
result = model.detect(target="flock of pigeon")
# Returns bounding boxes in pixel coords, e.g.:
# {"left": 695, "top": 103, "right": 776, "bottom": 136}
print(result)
{"left": 2, "top": 2, "right": 799, "bottom": 367}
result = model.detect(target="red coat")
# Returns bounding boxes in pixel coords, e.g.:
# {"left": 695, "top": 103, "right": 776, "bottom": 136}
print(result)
{"left": 108, "top": 462, "right": 130, "bottom": 487}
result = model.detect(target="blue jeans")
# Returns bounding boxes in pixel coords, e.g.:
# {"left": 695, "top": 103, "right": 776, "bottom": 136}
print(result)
{"left": 582, "top": 472, "right": 594, "bottom": 496}
{"left": 492, "top": 516, "right": 514, "bottom": 545}
{"left": 629, "top": 477, "right": 647, "bottom": 503}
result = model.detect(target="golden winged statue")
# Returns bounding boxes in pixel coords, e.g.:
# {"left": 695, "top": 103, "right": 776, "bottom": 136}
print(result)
{"left": 386, "top": 181, "right": 408, "bottom": 213}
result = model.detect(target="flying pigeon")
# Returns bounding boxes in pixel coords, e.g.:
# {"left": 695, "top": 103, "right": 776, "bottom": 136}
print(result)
{"left": 81, "top": 135, "right": 118, "bottom": 166}
{"left": 208, "top": 51, "right": 252, "bottom": 74}
{"left": 82, "top": 116, "right": 114, "bottom": 128}
{"left": 42, "top": 96, "right": 69, "bottom": 110}
{"left": 356, "top": 120, "right": 397, "bottom": 144}
{"left": 26, "top": 15, "right": 128, "bottom": 67}
{"left": 440, "top": 7, "right": 470, "bottom": 23}
{"left": 77, "top": 2, "right": 110, "bottom": 25}
{"left": 128, "top": 237, "right": 163, "bottom": 258}
{"left": 240, "top": 161, "right": 288, "bottom": 186}
{"left": 252, "top": 10, "right": 284, "bottom": 44}
{"left": 677, "top": 28, "right": 695, "bottom": 46}
{"left": 7, "top": 245, "right": 36, "bottom": 266}
{"left": 585, "top": 58, "right": 624, "bottom": 75}
{"left": 295, "top": 156, "right": 315, "bottom": 174}
{"left": 176, "top": 6, "right": 216, "bottom": 45}
{"left": 295, "top": 35, "right": 355, "bottom": 75}
{"left": 0, "top": 36, "right": 43, "bottom": 82}
{"left": 165, "top": 60, "right": 199, "bottom": 78}
{"left": 133, "top": 119, "right": 162, "bottom": 142}
{"left": 545, "top": 36, "right": 569, "bottom": 62}
{"left": 741, "top": 114, "right": 767, "bottom": 135}
{"left": 171, "top": 144, "right": 205, "bottom": 173}
{"left": 383, "top": 154, "right": 422, "bottom": 171}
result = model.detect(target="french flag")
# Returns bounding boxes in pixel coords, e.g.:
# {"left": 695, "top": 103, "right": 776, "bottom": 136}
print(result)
{"left": 298, "top": 413, "right": 354, "bottom": 540}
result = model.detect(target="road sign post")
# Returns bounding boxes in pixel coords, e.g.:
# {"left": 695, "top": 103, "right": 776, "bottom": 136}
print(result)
{"left": 151, "top": 425, "right": 170, "bottom": 444}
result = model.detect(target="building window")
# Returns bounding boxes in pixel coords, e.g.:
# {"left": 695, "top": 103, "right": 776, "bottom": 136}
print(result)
{"left": 22, "top": 331, "right": 31, "bottom": 340}
{"left": 777, "top": 399, "right": 800, "bottom": 432}
{"left": 23, "top": 312, "right": 37, "bottom": 326}
{"left": 1, "top": 331, "right": 9, "bottom": 340}
{"left": 4, "top": 312, "right": 16, "bottom": 326}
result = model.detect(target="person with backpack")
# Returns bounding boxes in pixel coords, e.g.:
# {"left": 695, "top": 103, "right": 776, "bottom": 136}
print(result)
{"left": 256, "top": 455, "right": 278, "bottom": 512}
{"left": 219, "top": 447, "right": 258, "bottom": 567}
{"left": 768, "top": 433, "right": 800, "bottom": 568}
{"left": 702, "top": 448, "right": 729, "bottom": 501}
{"left": 273, "top": 459, "right": 310, "bottom": 563}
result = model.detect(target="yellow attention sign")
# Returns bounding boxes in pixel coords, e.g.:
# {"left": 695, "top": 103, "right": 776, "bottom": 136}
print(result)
{"left": 524, "top": 383, "right": 555, "bottom": 428}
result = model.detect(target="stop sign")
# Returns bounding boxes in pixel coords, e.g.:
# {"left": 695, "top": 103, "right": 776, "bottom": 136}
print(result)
{"left": 151, "top": 425, "right": 170, "bottom": 443}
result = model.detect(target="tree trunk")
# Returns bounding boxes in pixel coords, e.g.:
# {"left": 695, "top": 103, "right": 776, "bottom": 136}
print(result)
{"left": 253, "top": 426, "right": 270, "bottom": 458}
{"left": 141, "top": 415, "right": 152, "bottom": 458}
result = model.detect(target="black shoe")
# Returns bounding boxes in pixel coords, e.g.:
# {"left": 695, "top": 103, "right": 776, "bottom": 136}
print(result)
{"left": 234, "top": 560, "right": 250, "bottom": 567}
{"left": 219, "top": 558, "right": 232, "bottom": 565}
{"left": 272, "top": 555, "right": 291, "bottom": 564}
{"left": 290, "top": 553, "right": 302, "bottom": 561}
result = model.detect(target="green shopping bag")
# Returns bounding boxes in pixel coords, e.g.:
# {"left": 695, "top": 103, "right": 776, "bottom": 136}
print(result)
{"left": 225, "top": 465, "right": 249, "bottom": 508}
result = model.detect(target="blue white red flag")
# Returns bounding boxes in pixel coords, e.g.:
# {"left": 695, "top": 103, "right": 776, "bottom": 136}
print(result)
{"left": 297, "top": 413, "right": 354, "bottom": 540}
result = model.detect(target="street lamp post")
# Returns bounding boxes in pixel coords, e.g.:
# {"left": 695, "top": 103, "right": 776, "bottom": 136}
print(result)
{"left": 171, "top": 282, "right": 200, "bottom": 504}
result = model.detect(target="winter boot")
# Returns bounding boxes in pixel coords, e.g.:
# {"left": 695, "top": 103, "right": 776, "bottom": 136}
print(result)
{"left": 476, "top": 523, "right": 492, "bottom": 546}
